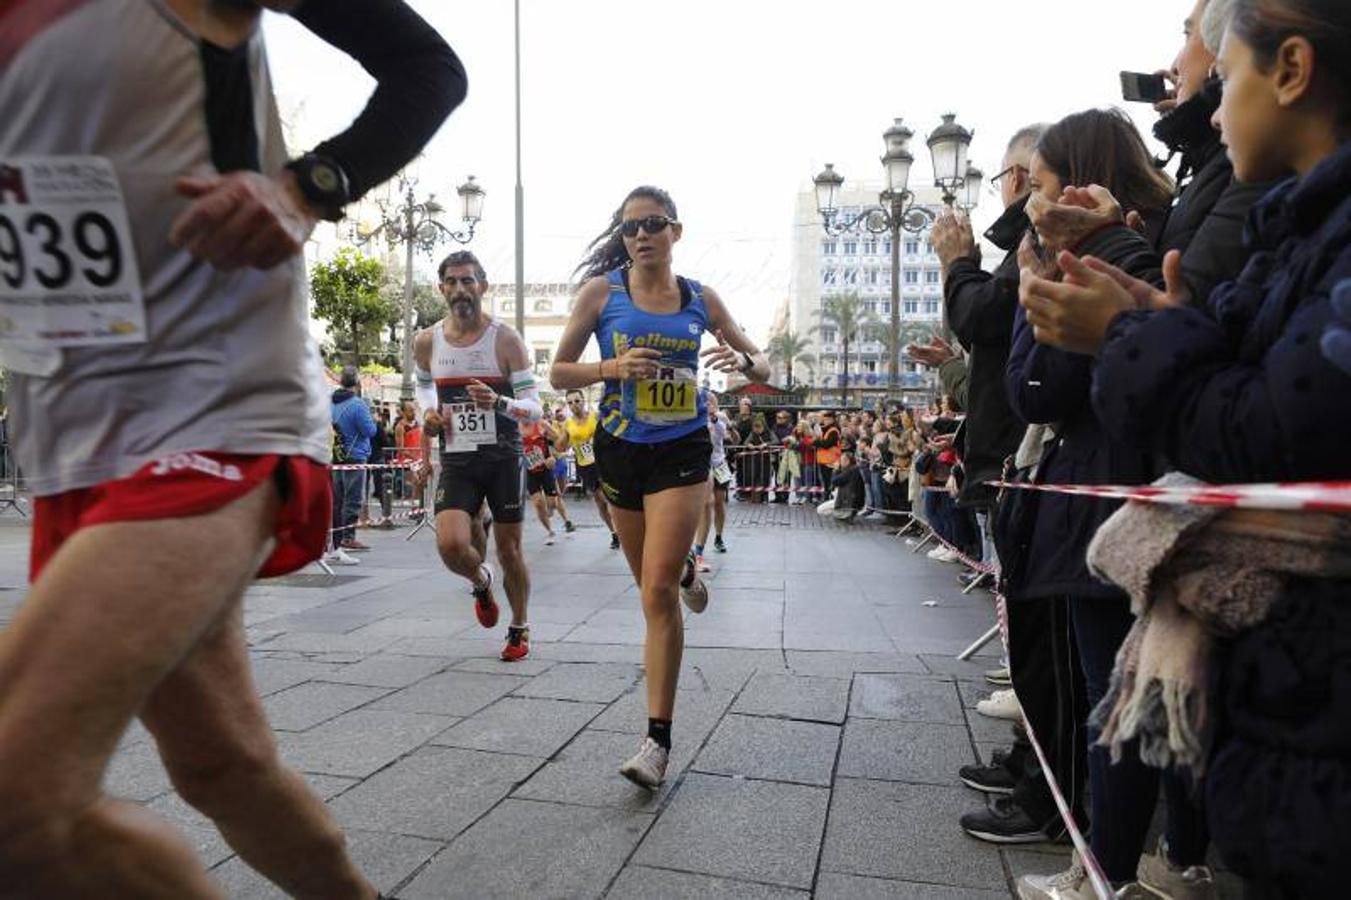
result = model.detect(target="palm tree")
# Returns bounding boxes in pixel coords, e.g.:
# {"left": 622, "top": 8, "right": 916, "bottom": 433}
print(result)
{"left": 766, "top": 330, "right": 816, "bottom": 391}
{"left": 813, "top": 293, "right": 880, "bottom": 407}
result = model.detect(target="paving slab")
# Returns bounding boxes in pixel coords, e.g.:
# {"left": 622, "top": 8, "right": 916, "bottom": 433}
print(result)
{"left": 316, "top": 652, "right": 454, "bottom": 688}
{"left": 785, "top": 650, "right": 927, "bottom": 678}
{"left": 327, "top": 745, "right": 540, "bottom": 839}
{"left": 247, "top": 657, "right": 343, "bottom": 696}
{"left": 261, "top": 681, "right": 390, "bottom": 731}
{"left": 431, "top": 696, "right": 604, "bottom": 757}
{"left": 513, "top": 661, "right": 642, "bottom": 703}
{"left": 147, "top": 793, "right": 232, "bottom": 869}
{"left": 370, "top": 670, "right": 531, "bottom": 717}
{"left": 837, "top": 719, "right": 974, "bottom": 785}
{"left": 693, "top": 714, "right": 840, "bottom": 787}
{"left": 815, "top": 873, "right": 1010, "bottom": 899}
{"left": 820, "top": 778, "right": 1005, "bottom": 890}
{"left": 400, "top": 799, "right": 653, "bottom": 900}
{"left": 731, "top": 671, "right": 851, "bottom": 724}
{"left": 105, "top": 741, "right": 173, "bottom": 802}
{"left": 276, "top": 709, "right": 454, "bottom": 778}
{"left": 607, "top": 866, "right": 809, "bottom": 899}
{"left": 209, "top": 829, "right": 441, "bottom": 899}
{"left": 633, "top": 773, "right": 829, "bottom": 889}
{"left": 849, "top": 674, "right": 966, "bottom": 724}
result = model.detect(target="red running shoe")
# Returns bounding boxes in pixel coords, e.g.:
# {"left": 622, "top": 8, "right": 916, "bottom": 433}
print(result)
{"left": 471, "top": 564, "right": 499, "bottom": 629}
{"left": 501, "top": 626, "right": 530, "bottom": 662}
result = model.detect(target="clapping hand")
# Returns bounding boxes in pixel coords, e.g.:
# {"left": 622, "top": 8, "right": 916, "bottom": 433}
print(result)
{"left": 905, "top": 334, "right": 958, "bottom": 368}
{"left": 931, "top": 208, "right": 977, "bottom": 269}
{"left": 1019, "top": 249, "right": 1188, "bottom": 354}
{"left": 1025, "top": 184, "right": 1124, "bottom": 256}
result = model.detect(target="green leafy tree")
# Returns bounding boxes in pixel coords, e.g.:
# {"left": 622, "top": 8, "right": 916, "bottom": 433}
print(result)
{"left": 766, "top": 330, "right": 816, "bottom": 391}
{"left": 310, "top": 247, "right": 393, "bottom": 367}
{"left": 812, "top": 293, "right": 880, "bottom": 406}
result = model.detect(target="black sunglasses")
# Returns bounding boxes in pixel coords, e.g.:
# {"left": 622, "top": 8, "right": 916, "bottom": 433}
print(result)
{"left": 619, "top": 215, "right": 676, "bottom": 238}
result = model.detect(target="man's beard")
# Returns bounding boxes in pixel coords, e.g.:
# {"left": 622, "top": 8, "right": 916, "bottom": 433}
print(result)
{"left": 448, "top": 296, "right": 478, "bottom": 320}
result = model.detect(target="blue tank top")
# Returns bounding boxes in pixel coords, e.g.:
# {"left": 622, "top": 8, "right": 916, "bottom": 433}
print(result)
{"left": 596, "top": 268, "right": 710, "bottom": 443}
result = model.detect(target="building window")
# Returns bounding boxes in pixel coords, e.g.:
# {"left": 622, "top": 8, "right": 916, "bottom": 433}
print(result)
{"left": 904, "top": 240, "right": 920, "bottom": 255}
{"left": 843, "top": 269, "right": 858, "bottom": 285}
{"left": 923, "top": 300, "right": 939, "bottom": 316}
{"left": 880, "top": 302, "right": 891, "bottom": 314}
{"left": 864, "top": 301, "right": 877, "bottom": 314}
{"left": 843, "top": 240, "right": 858, "bottom": 255}
{"left": 822, "top": 269, "right": 837, "bottom": 286}
{"left": 925, "top": 270, "right": 940, "bottom": 284}
{"left": 534, "top": 348, "right": 551, "bottom": 367}
{"left": 882, "top": 240, "right": 892, "bottom": 255}
{"left": 822, "top": 240, "right": 837, "bottom": 255}
{"left": 904, "top": 270, "right": 919, "bottom": 284}
{"left": 904, "top": 299, "right": 919, "bottom": 315}
{"left": 863, "top": 240, "right": 878, "bottom": 255}
{"left": 924, "top": 239, "right": 934, "bottom": 253}
{"left": 820, "top": 328, "right": 837, "bottom": 344}
{"left": 533, "top": 298, "right": 552, "bottom": 313}
{"left": 866, "top": 269, "right": 880, "bottom": 285}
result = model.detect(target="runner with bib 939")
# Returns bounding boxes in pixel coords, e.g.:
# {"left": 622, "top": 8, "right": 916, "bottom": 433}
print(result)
{"left": 550, "top": 185, "right": 769, "bottom": 788}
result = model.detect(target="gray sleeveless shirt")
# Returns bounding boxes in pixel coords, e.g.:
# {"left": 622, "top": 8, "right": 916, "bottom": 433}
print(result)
{"left": 0, "top": 0, "right": 329, "bottom": 496}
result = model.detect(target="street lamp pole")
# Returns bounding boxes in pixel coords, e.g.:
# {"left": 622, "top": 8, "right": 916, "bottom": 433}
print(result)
{"left": 814, "top": 114, "right": 979, "bottom": 402}
{"left": 352, "top": 174, "right": 484, "bottom": 399}
{"left": 514, "top": 0, "right": 525, "bottom": 340}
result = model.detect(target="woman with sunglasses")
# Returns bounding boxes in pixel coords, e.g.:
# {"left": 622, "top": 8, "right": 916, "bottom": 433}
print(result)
{"left": 550, "top": 186, "right": 769, "bottom": 788}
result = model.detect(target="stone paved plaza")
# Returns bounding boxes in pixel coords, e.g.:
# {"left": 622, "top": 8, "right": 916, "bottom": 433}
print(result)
{"left": 0, "top": 501, "right": 1112, "bottom": 899}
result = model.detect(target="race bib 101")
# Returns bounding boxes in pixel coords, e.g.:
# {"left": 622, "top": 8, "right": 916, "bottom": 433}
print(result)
{"left": 442, "top": 402, "right": 496, "bottom": 453}
{"left": 0, "top": 157, "right": 145, "bottom": 372}
{"left": 633, "top": 365, "right": 697, "bottom": 424}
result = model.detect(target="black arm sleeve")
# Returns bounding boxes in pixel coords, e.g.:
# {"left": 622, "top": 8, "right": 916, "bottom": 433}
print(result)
{"left": 291, "top": 0, "right": 468, "bottom": 201}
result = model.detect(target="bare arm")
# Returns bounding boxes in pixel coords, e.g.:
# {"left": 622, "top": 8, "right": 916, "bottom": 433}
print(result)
{"left": 700, "top": 285, "right": 770, "bottom": 383}
{"left": 550, "top": 277, "right": 662, "bottom": 388}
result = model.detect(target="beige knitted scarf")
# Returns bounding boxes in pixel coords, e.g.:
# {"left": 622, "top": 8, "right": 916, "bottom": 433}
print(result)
{"left": 1085, "top": 473, "right": 1351, "bottom": 775}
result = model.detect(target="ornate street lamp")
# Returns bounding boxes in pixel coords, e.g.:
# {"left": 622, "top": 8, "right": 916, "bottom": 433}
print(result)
{"left": 813, "top": 114, "right": 978, "bottom": 395}
{"left": 926, "top": 113, "right": 975, "bottom": 206}
{"left": 353, "top": 174, "right": 484, "bottom": 399}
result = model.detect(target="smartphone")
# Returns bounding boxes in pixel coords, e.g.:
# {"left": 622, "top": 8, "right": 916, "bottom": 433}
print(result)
{"left": 1120, "top": 71, "right": 1169, "bottom": 103}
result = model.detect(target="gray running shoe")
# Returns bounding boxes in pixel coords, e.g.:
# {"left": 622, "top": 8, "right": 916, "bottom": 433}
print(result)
{"left": 619, "top": 737, "right": 669, "bottom": 789}
{"left": 679, "top": 552, "right": 708, "bottom": 614}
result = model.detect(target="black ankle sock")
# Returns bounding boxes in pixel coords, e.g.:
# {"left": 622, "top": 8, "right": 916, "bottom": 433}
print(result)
{"left": 647, "top": 718, "right": 672, "bottom": 750}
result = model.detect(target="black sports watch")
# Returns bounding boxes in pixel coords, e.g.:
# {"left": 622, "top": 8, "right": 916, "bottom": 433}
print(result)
{"left": 284, "top": 153, "right": 351, "bottom": 222}
{"left": 738, "top": 351, "right": 755, "bottom": 373}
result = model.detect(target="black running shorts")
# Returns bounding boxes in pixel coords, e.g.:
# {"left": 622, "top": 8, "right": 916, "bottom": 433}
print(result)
{"left": 577, "top": 462, "right": 601, "bottom": 494}
{"left": 435, "top": 454, "right": 525, "bottom": 524}
{"left": 525, "top": 468, "right": 558, "bottom": 497}
{"left": 594, "top": 426, "right": 711, "bottom": 511}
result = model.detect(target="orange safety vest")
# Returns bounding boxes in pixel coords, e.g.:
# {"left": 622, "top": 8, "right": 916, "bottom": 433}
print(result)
{"left": 816, "top": 427, "right": 841, "bottom": 467}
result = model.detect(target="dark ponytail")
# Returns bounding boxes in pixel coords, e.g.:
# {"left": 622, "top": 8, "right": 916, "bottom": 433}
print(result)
{"left": 573, "top": 185, "right": 678, "bottom": 285}
{"left": 1230, "top": 0, "right": 1351, "bottom": 130}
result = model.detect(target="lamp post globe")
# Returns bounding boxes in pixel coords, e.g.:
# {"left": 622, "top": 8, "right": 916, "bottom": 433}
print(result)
{"left": 926, "top": 113, "right": 974, "bottom": 205}
{"left": 813, "top": 163, "right": 845, "bottom": 220}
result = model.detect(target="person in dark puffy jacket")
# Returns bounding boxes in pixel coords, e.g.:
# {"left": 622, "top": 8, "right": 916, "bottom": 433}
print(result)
{"left": 1018, "top": 2, "right": 1351, "bottom": 894}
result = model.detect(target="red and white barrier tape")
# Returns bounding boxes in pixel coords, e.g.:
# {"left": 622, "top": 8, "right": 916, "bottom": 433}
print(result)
{"left": 986, "top": 479, "right": 1351, "bottom": 513}
{"left": 329, "top": 506, "right": 426, "bottom": 534}
{"left": 330, "top": 461, "right": 421, "bottom": 472}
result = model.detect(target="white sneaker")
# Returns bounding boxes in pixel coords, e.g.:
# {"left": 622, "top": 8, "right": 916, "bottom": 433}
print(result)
{"left": 545, "top": 531, "right": 556, "bottom": 546}
{"left": 679, "top": 555, "right": 709, "bottom": 614}
{"left": 1016, "top": 854, "right": 1093, "bottom": 900}
{"left": 619, "top": 736, "right": 669, "bottom": 789}
{"left": 977, "top": 688, "right": 1022, "bottom": 721}
{"left": 1136, "top": 836, "right": 1219, "bottom": 900}
{"left": 325, "top": 549, "right": 360, "bottom": 566}
{"left": 927, "top": 545, "right": 958, "bottom": 562}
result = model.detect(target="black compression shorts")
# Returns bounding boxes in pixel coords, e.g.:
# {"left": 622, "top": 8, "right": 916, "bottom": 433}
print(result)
{"left": 525, "top": 468, "right": 558, "bottom": 497}
{"left": 594, "top": 426, "right": 711, "bottom": 511}
{"left": 434, "top": 455, "right": 525, "bottom": 524}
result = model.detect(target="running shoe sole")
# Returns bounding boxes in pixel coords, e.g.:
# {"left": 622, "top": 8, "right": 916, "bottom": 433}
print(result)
{"left": 962, "top": 826, "right": 1059, "bottom": 844}
{"left": 959, "top": 774, "right": 1015, "bottom": 795}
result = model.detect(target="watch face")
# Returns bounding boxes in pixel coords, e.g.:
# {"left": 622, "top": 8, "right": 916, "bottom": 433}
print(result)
{"left": 312, "top": 163, "right": 340, "bottom": 193}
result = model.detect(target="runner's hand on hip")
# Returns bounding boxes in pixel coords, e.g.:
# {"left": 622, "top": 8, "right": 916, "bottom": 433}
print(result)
{"left": 612, "top": 347, "right": 662, "bottom": 381}
{"left": 170, "top": 171, "right": 317, "bottom": 271}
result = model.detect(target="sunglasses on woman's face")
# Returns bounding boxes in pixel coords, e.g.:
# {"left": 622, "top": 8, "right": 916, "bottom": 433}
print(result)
{"left": 619, "top": 215, "right": 676, "bottom": 238}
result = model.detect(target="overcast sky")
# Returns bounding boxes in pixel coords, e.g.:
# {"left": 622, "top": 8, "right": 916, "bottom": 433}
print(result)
{"left": 264, "top": 0, "right": 1192, "bottom": 343}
